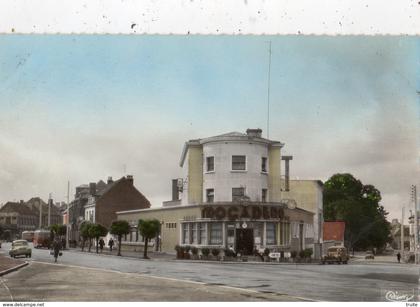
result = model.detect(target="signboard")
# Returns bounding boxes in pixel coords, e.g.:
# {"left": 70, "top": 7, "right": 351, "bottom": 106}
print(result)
{"left": 201, "top": 205, "right": 285, "bottom": 220}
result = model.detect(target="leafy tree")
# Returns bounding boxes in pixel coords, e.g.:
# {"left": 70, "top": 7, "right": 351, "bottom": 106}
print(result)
{"left": 138, "top": 219, "right": 160, "bottom": 259}
{"left": 79, "top": 221, "right": 92, "bottom": 252}
{"left": 89, "top": 224, "right": 108, "bottom": 253}
{"left": 323, "top": 173, "right": 392, "bottom": 252}
{"left": 110, "top": 220, "right": 130, "bottom": 256}
{"left": 49, "top": 224, "right": 66, "bottom": 239}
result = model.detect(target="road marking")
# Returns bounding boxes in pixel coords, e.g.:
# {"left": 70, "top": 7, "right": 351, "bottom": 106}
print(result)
{"left": 0, "top": 277, "right": 13, "bottom": 301}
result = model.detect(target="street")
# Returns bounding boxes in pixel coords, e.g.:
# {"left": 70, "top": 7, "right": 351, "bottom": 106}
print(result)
{"left": 0, "top": 242, "right": 419, "bottom": 301}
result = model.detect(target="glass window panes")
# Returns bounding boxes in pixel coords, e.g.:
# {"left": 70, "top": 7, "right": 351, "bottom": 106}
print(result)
{"left": 261, "top": 157, "right": 267, "bottom": 172}
{"left": 206, "top": 156, "right": 214, "bottom": 172}
{"left": 206, "top": 189, "right": 214, "bottom": 203}
{"left": 232, "top": 155, "right": 246, "bottom": 170}
{"left": 182, "top": 223, "right": 189, "bottom": 244}
{"left": 232, "top": 187, "right": 245, "bottom": 201}
{"left": 266, "top": 222, "right": 277, "bottom": 245}
{"left": 191, "top": 223, "right": 197, "bottom": 244}
{"left": 209, "top": 223, "right": 223, "bottom": 245}
{"left": 262, "top": 189, "right": 267, "bottom": 202}
{"left": 199, "top": 223, "right": 207, "bottom": 245}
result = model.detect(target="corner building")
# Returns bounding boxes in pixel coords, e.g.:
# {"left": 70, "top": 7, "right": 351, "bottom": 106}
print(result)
{"left": 117, "top": 129, "right": 317, "bottom": 255}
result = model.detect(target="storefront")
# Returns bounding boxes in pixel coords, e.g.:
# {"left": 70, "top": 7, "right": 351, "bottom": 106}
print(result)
{"left": 116, "top": 202, "right": 314, "bottom": 255}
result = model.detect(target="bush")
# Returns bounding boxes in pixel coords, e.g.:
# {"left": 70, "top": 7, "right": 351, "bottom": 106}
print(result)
{"left": 263, "top": 248, "right": 270, "bottom": 256}
{"left": 299, "top": 250, "right": 305, "bottom": 258}
{"left": 290, "top": 251, "right": 298, "bottom": 259}
{"left": 211, "top": 248, "right": 220, "bottom": 257}
{"left": 303, "top": 248, "right": 313, "bottom": 258}
{"left": 184, "top": 245, "right": 191, "bottom": 253}
{"left": 191, "top": 247, "right": 198, "bottom": 255}
{"left": 175, "top": 245, "right": 181, "bottom": 252}
{"left": 224, "top": 248, "right": 235, "bottom": 257}
{"left": 201, "top": 248, "right": 210, "bottom": 256}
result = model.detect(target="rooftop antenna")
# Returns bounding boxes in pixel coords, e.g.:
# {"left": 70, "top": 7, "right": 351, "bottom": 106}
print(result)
{"left": 266, "top": 41, "right": 272, "bottom": 139}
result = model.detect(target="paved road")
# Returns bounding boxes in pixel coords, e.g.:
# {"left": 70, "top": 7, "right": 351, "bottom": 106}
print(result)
{"left": 1, "top": 243, "right": 419, "bottom": 301}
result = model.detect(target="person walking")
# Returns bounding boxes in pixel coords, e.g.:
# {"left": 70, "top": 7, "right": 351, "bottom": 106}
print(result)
{"left": 108, "top": 238, "right": 114, "bottom": 252}
{"left": 397, "top": 252, "right": 401, "bottom": 263}
{"left": 52, "top": 238, "right": 62, "bottom": 263}
{"left": 99, "top": 238, "right": 105, "bottom": 253}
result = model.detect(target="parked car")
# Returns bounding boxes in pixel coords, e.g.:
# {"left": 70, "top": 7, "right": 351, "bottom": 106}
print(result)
{"left": 365, "top": 251, "right": 375, "bottom": 259}
{"left": 321, "top": 246, "right": 349, "bottom": 264}
{"left": 9, "top": 240, "right": 32, "bottom": 258}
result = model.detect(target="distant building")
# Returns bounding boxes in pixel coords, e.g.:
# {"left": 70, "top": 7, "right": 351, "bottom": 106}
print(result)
{"left": 0, "top": 198, "right": 61, "bottom": 240}
{"left": 68, "top": 176, "right": 151, "bottom": 242}
{"left": 390, "top": 219, "right": 410, "bottom": 251}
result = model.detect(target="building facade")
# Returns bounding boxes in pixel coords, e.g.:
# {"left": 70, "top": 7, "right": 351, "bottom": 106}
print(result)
{"left": 117, "top": 129, "right": 319, "bottom": 256}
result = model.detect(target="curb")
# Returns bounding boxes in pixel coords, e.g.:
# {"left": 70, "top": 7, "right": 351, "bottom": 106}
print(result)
{"left": 0, "top": 261, "right": 29, "bottom": 277}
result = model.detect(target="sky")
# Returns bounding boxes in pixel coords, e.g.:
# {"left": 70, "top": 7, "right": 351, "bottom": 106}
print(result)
{"left": 0, "top": 35, "right": 418, "bottom": 221}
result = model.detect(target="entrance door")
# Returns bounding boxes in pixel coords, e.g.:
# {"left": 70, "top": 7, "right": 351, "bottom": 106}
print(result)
{"left": 235, "top": 229, "right": 254, "bottom": 255}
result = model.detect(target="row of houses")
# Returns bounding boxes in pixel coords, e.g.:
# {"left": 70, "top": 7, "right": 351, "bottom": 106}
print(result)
{"left": 0, "top": 197, "right": 62, "bottom": 241}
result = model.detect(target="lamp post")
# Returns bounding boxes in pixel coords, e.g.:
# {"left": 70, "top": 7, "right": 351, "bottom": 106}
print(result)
{"left": 66, "top": 181, "right": 70, "bottom": 250}
{"left": 411, "top": 185, "right": 418, "bottom": 264}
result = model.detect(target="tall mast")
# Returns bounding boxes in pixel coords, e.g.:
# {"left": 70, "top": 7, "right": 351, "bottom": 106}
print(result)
{"left": 267, "top": 41, "right": 272, "bottom": 139}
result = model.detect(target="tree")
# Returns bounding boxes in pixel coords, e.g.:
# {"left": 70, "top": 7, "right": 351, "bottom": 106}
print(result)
{"left": 89, "top": 224, "right": 108, "bottom": 253}
{"left": 138, "top": 219, "right": 160, "bottom": 259}
{"left": 79, "top": 221, "right": 92, "bottom": 252}
{"left": 110, "top": 220, "right": 130, "bottom": 256}
{"left": 323, "top": 173, "right": 392, "bottom": 252}
{"left": 49, "top": 224, "right": 66, "bottom": 239}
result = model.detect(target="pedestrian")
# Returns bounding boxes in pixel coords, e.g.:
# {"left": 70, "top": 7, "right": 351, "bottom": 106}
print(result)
{"left": 108, "top": 238, "right": 114, "bottom": 252}
{"left": 52, "top": 238, "right": 62, "bottom": 263}
{"left": 397, "top": 252, "right": 401, "bottom": 263}
{"left": 99, "top": 238, "right": 105, "bottom": 253}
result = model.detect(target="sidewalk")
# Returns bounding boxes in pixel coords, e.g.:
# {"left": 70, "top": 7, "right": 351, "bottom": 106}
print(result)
{"left": 68, "top": 247, "right": 176, "bottom": 261}
{"left": 0, "top": 255, "right": 28, "bottom": 276}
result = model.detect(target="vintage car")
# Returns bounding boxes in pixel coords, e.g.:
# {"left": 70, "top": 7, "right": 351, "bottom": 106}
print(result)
{"left": 321, "top": 246, "right": 349, "bottom": 264}
{"left": 365, "top": 251, "right": 375, "bottom": 259}
{"left": 9, "top": 239, "right": 32, "bottom": 258}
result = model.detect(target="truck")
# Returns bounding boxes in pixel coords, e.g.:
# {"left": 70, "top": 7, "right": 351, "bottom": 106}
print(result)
{"left": 33, "top": 230, "right": 52, "bottom": 248}
{"left": 21, "top": 231, "right": 35, "bottom": 242}
{"left": 321, "top": 246, "right": 349, "bottom": 264}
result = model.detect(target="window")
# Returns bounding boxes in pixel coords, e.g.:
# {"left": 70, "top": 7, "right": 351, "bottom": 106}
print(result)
{"left": 191, "top": 223, "right": 197, "bottom": 244}
{"left": 206, "top": 189, "right": 214, "bottom": 203}
{"left": 266, "top": 222, "right": 277, "bottom": 245}
{"left": 182, "top": 223, "right": 189, "bottom": 244}
{"left": 261, "top": 157, "right": 267, "bottom": 172}
{"left": 209, "top": 223, "right": 223, "bottom": 245}
{"left": 262, "top": 189, "right": 267, "bottom": 202}
{"left": 199, "top": 223, "right": 207, "bottom": 244}
{"left": 232, "top": 155, "right": 246, "bottom": 170}
{"left": 206, "top": 156, "right": 214, "bottom": 172}
{"left": 232, "top": 187, "right": 245, "bottom": 201}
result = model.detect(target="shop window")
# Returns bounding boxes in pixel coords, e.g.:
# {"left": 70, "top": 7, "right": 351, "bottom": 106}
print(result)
{"left": 198, "top": 223, "right": 207, "bottom": 245}
{"left": 206, "top": 156, "right": 214, "bottom": 172}
{"left": 191, "top": 223, "right": 197, "bottom": 244}
{"left": 182, "top": 223, "right": 189, "bottom": 244}
{"left": 266, "top": 222, "right": 277, "bottom": 245}
{"left": 209, "top": 223, "right": 222, "bottom": 245}
{"left": 262, "top": 189, "right": 267, "bottom": 202}
{"left": 232, "top": 187, "right": 245, "bottom": 201}
{"left": 232, "top": 155, "right": 246, "bottom": 170}
{"left": 261, "top": 157, "right": 267, "bottom": 172}
{"left": 206, "top": 189, "right": 214, "bottom": 203}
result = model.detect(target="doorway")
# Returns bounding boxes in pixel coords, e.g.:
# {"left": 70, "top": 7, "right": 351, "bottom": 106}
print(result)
{"left": 235, "top": 229, "right": 254, "bottom": 255}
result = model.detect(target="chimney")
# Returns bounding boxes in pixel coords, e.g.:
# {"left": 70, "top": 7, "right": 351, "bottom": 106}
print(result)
{"left": 19, "top": 200, "right": 24, "bottom": 205}
{"left": 126, "top": 175, "right": 134, "bottom": 185}
{"left": 246, "top": 128, "right": 262, "bottom": 138}
{"left": 107, "top": 176, "right": 113, "bottom": 185}
{"left": 89, "top": 182, "right": 97, "bottom": 195}
{"left": 282, "top": 155, "right": 293, "bottom": 191}
{"left": 172, "top": 179, "right": 179, "bottom": 201}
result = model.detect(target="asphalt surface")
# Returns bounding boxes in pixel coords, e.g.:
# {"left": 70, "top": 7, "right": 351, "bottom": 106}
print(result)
{"left": 0, "top": 242, "right": 419, "bottom": 301}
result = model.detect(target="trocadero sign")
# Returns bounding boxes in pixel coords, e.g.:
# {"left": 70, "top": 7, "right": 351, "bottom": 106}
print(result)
{"left": 201, "top": 205, "right": 285, "bottom": 221}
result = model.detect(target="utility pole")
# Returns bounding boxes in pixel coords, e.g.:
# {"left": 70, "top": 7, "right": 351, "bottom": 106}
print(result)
{"left": 66, "top": 181, "right": 70, "bottom": 250}
{"left": 39, "top": 199, "right": 42, "bottom": 229}
{"left": 48, "top": 193, "right": 51, "bottom": 227}
{"left": 401, "top": 207, "right": 405, "bottom": 256}
{"left": 411, "top": 185, "right": 418, "bottom": 264}
{"left": 266, "top": 41, "right": 272, "bottom": 139}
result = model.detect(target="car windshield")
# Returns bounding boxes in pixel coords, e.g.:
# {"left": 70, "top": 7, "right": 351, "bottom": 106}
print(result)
{"left": 12, "top": 241, "right": 28, "bottom": 247}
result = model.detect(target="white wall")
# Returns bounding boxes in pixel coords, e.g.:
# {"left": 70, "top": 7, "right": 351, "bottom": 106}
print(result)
{"left": 202, "top": 141, "right": 269, "bottom": 202}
